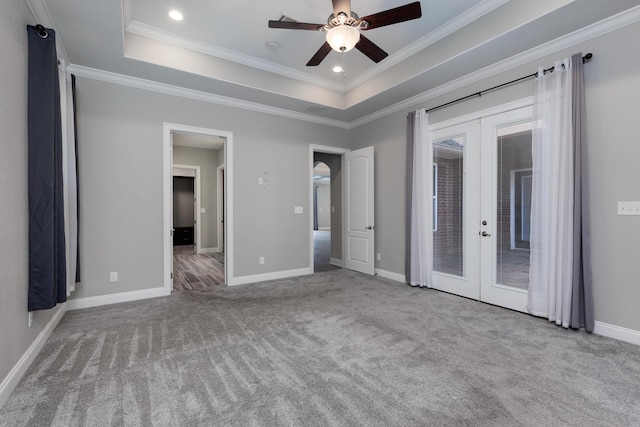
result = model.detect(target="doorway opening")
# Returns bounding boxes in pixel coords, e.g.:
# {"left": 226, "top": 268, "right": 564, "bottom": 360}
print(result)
{"left": 430, "top": 104, "right": 533, "bottom": 313}
{"left": 312, "top": 160, "right": 339, "bottom": 272}
{"left": 163, "top": 123, "right": 234, "bottom": 293}
{"left": 310, "top": 146, "right": 348, "bottom": 273}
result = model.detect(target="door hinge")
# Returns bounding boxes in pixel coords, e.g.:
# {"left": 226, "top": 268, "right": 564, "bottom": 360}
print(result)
{"left": 170, "top": 273, "right": 173, "bottom": 279}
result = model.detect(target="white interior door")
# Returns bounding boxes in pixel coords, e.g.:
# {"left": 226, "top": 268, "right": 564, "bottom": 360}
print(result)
{"left": 430, "top": 106, "right": 533, "bottom": 313}
{"left": 345, "top": 146, "right": 375, "bottom": 275}
{"left": 169, "top": 134, "right": 174, "bottom": 292}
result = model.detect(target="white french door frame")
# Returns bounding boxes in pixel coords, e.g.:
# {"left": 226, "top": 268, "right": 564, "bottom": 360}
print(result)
{"left": 479, "top": 106, "right": 533, "bottom": 313}
{"left": 429, "top": 121, "right": 481, "bottom": 300}
{"left": 429, "top": 98, "right": 534, "bottom": 313}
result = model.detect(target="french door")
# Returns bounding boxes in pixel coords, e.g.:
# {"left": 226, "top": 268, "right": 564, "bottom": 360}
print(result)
{"left": 430, "top": 106, "right": 533, "bottom": 312}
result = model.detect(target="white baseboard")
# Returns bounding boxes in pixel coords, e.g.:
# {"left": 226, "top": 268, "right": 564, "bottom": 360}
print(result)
{"left": 330, "top": 257, "right": 342, "bottom": 267}
{"left": 65, "top": 287, "right": 169, "bottom": 311}
{"left": 0, "top": 306, "right": 66, "bottom": 409}
{"left": 228, "top": 267, "right": 312, "bottom": 286}
{"left": 198, "top": 247, "right": 219, "bottom": 254}
{"left": 375, "top": 268, "right": 406, "bottom": 283}
{"left": 593, "top": 321, "right": 640, "bottom": 346}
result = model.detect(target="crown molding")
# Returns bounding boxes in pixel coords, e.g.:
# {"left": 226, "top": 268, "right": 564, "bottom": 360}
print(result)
{"left": 125, "top": 20, "right": 346, "bottom": 93}
{"left": 26, "top": 0, "right": 70, "bottom": 64}
{"left": 344, "top": 0, "right": 510, "bottom": 91}
{"left": 66, "top": 64, "right": 350, "bottom": 129}
{"left": 348, "top": 4, "right": 640, "bottom": 129}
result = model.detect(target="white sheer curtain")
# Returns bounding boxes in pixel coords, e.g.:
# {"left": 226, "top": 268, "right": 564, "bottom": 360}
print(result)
{"left": 406, "top": 110, "right": 433, "bottom": 287}
{"left": 528, "top": 58, "right": 574, "bottom": 327}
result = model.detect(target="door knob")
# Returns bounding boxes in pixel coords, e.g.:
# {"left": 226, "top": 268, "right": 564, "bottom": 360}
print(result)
{"left": 366, "top": 226, "right": 374, "bottom": 230}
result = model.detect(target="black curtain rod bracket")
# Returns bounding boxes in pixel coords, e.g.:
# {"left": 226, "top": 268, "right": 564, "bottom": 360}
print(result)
{"left": 35, "top": 24, "right": 49, "bottom": 39}
{"left": 425, "top": 53, "right": 593, "bottom": 114}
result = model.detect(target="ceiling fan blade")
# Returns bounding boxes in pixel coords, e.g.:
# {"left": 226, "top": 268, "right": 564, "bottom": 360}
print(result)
{"left": 355, "top": 34, "right": 388, "bottom": 63}
{"left": 359, "top": 1, "right": 422, "bottom": 30}
{"left": 307, "top": 42, "right": 333, "bottom": 66}
{"left": 268, "top": 20, "right": 325, "bottom": 31}
{"left": 332, "top": 0, "right": 352, "bottom": 17}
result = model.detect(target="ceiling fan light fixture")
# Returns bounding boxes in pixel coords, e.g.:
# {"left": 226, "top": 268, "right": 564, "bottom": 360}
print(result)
{"left": 326, "top": 25, "right": 360, "bottom": 52}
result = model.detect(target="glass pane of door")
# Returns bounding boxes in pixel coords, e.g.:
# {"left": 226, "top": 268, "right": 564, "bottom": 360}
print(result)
{"left": 433, "top": 137, "right": 464, "bottom": 277}
{"left": 495, "top": 124, "right": 533, "bottom": 290}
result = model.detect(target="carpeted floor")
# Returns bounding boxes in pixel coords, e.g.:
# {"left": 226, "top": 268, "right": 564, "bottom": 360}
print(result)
{"left": 2, "top": 270, "right": 639, "bottom": 426}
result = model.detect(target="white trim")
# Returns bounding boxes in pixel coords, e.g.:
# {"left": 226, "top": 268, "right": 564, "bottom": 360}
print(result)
{"left": 217, "top": 164, "right": 224, "bottom": 254}
{"left": 164, "top": 123, "right": 233, "bottom": 289}
{"left": 198, "top": 247, "right": 219, "bottom": 254}
{"left": 350, "top": 5, "right": 640, "bottom": 129}
{"left": 375, "top": 269, "right": 406, "bottom": 284}
{"left": 125, "top": 20, "right": 345, "bottom": 93}
{"left": 309, "top": 145, "right": 349, "bottom": 273}
{"left": 593, "top": 321, "right": 640, "bottom": 346}
{"left": 172, "top": 164, "right": 201, "bottom": 253}
{"left": 229, "top": 268, "right": 312, "bottom": 287}
{"left": 0, "top": 307, "right": 65, "bottom": 409}
{"left": 429, "top": 97, "right": 533, "bottom": 131}
{"left": 65, "top": 288, "right": 168, "bottom": 311}
{"left": 67, "top": 65, "right": 350, "bottom": 129}
{"left": 330, "top": 257, "right": 342, "bottom": 267}
{"left": 345, "top": 0, "right": 509, "bottom": 91}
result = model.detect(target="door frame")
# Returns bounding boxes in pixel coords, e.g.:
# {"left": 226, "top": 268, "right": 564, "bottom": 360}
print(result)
{"left": 216, "top": 164, "right": 224, "bottom": 253}
{"left": 163, "top": 123, "right": 233, "bottom": 293}
{"left": 309, "top": 144, "right": 349, "bottom": 273}
{"left": 429, "top": 98, "right": 534, "bottom": 313}
{"left": 172, "top": 164, "right": 201, "bottom": 252}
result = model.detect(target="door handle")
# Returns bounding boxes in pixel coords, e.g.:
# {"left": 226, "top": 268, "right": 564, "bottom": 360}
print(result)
{"left": 366, "top": 226, "right": 374, "bottom": 230}
{"left": 480, "top": 231, "right": 491, "bottom": 237}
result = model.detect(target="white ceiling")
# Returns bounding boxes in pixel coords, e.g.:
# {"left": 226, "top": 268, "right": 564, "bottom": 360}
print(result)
{"left": 37, "top": 0, "right": 640, "bottom": 126}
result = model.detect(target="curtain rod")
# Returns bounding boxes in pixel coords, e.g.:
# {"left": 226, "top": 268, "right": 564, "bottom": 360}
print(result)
{"left": 424, "top": 53, "right": 593, "bottom": 114}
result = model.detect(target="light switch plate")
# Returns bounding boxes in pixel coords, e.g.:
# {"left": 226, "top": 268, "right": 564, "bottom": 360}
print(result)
{"left": 617, "top": 201, "right": 640, "bottom": 216}
{"left": 294, "top": 206, "right": 303, "bottom": 214}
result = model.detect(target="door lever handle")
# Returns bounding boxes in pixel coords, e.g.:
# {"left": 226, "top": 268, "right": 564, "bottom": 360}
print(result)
{"left": 366, "top": 226, "right": 374, "bottom": 230}
{"left": 480, "top": 231, "right": 491, "bottom": 237}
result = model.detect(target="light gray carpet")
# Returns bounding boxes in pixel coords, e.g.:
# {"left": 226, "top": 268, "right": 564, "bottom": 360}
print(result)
{"left": 2, "top": 270, "right": 640, "bottom": 426}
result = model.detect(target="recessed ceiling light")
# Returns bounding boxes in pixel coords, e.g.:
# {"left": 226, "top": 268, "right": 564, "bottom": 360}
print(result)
{"left": 169, "top": 10, "right": 183, "bottom": 21}
{"left": 333, "top": 66, "right": 343, "bottom": 73}
{"left": 266, "top": 41, "right": 280, "bottom": 51}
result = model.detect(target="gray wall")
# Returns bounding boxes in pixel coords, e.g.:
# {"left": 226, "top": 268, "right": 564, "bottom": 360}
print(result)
{"left": 315, "top": 183, "right": 330, "bottom": 229}
{"left": 351, "top": 21, "right": 640, "bottom": 332}
{"left": 0, "top": 1, "right": 63, "bottom": 390}
{"left": 71, "top": 77, "right": 349, "bottom": 299}
{"left": 173, "top": 146, "right": 221, "bottom": 249}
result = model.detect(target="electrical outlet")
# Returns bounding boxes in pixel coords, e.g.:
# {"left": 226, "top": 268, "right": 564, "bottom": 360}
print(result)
{"left": 110, "top": 272, "right": 118, "bottom": 282}
{"left": 376, "top": 253, "right": 381, "bottom": 261}
{"left": 259, "top": 257, "right": 265, "bottom": 265}
{"left": 294, "top": 206, "right": 303, "bottom": 214}
{"left": 28, "top": 311, "right": 33, "bottom": 328}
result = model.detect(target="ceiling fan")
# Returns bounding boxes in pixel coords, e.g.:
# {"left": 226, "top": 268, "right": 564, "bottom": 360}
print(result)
{"left": 268, "top": 0, "right": 422, "bottom": 66}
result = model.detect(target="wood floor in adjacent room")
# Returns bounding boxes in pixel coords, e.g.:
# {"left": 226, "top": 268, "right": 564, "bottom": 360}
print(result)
{"left": 173, "top": 245, "right": 224, "bottom": 291}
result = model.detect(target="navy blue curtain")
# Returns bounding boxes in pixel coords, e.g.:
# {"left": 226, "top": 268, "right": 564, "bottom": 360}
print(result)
{"left": 27, "top": 25, "right": 67, "bottom": 310}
